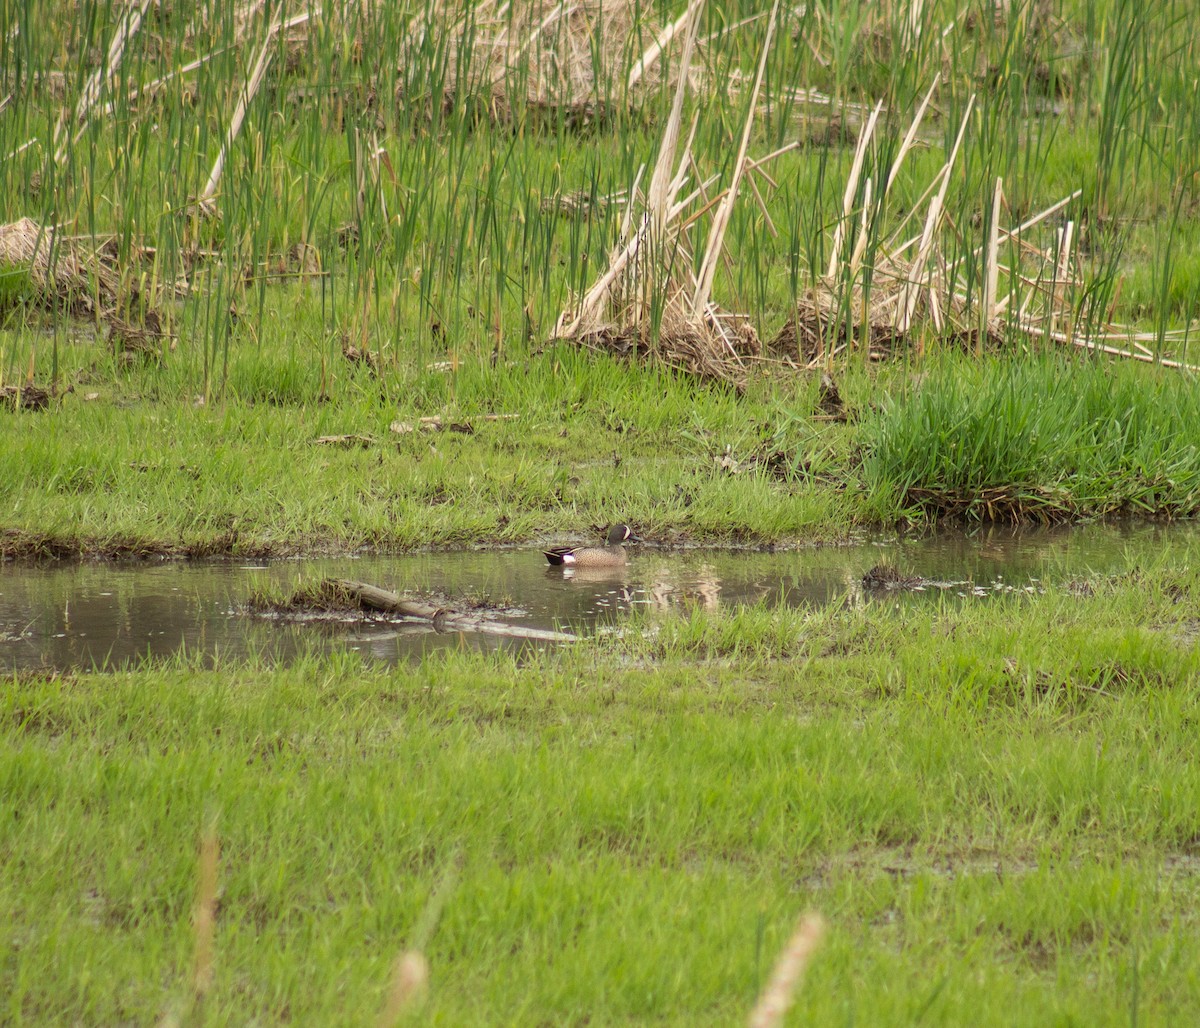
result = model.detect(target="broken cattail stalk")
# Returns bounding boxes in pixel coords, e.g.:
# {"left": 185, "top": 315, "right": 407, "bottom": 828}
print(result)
{"left": 895, "top": 95, "right": 975, "bottom": 336}
{"left": 54, "top": 0, "right": 154, "bottom": 163}
{"left": 981, "top": 176, "right": 1003, "bottom": 351}
{"left": 627, "top": 4, "right": 695, "bottom": 91}
{"left": 192, "top": 825, "right": 219, "bottom": 1001}
{"left": 884, "top": 73, "right": 939, "bottom": 195}
{"left": 646, "top": 0, "right": 705, "bottom": 225}
{"left": 200, "top": 5, "right": 299, "bottom": 205}
{"left": 1050, "top": 220, "right": 1075, "bottom": 342}
{"left": 827, "top": 100, "right": 883, "bottom": 280}
{"left": 693, "top": 0, "right": 781, "bottom": 312}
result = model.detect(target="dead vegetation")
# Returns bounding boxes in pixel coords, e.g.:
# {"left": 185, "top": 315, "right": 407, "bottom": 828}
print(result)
{"left": 553, "top": 0, "right": 784, "bottom": 390}
{"left": 861, "top": 563, "right": 926, "bottom": 591}
{"left": 0, "top": 382, "right": 54, "bottom": 411}
{"left": 397, "top": 0, "right": 704, "bottom": 125}
{"left": 0, "top": 218, "right": 170, "bottom": 356}
{"left": 800, "top": 0, "right": 1087, "bottom": 101}
{"left": 772, "top": 87, "right": 1198, "bottom": 373}
{"left": 1, "top": 218, "right": 125, "bottom": 320}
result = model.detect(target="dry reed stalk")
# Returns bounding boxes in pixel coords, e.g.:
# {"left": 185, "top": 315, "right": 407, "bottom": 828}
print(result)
{"left": 826, "top": 100, "right": 883, "bottom": 280}
{"left": 896, "top": 96, "right": 975, "bottom": 337}
{"left": 885, "top": 73, "right": 939, "bottom": 194}
{"left": 645, "top": 0, "right": 704, "bottom": 225}
{"left": 627, "top": 4, "right": 695, "bottom": 91}
{"left": 981, "top": 176, "right": 1003, "bottom": 351}
{"left": 376, "top": 951, "right": 430, "bottom": 1027}
{"left": 193, "top": 825, "right": 219, "bottom": 1001}
{"left": 747, "top": 913, "right": 826, "bottom": 1028}
{"left": 693, "top": 0, "right": 780, "bottom": 311}
{"left": 199, "top": 4, "right": 283, "bottom": 206}
{"left": 53, "top": 0, "right": 154, "bottom": 164}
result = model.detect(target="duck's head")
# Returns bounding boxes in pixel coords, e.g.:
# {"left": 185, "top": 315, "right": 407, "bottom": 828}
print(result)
{"left": 607, "top": 523, "right": 640, "bottom": 545}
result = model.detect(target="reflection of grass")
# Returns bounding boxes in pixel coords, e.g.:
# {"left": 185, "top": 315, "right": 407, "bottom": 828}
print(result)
{"left": 6, "top": 557, "right": 1200, "bottom": 1022}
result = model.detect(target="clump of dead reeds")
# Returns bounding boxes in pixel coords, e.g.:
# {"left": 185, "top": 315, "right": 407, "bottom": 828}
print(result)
{"left": 553, "top": 0, "right": 784, "bottom": 390}
{"left": 397, "top": 0, "right": 702, "bottom": 125}
{"left": 0, "top": 218, "right": 123, "bottom": 318}
{"left": 771, "top": 86, "right": 1189, "bottom": 371}
{"left": 0, "top": 217, "right": 170, "bottom": 357}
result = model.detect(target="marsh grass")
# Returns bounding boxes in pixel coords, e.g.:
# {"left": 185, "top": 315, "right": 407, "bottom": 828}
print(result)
{"left": 0, "top": 321, "right": 870, "bottom": 556}
{"left": 5, "top": 564, "right": 1200, "bottom": 1023}
{"left": 863, "top": 353, "right": 1200, "bottom": 522}
{"left": 5, "top": 8, "right": 1200, "bottom": 1021}
{"left": 2, "top": 0, "right": 1199, "bottom": 394}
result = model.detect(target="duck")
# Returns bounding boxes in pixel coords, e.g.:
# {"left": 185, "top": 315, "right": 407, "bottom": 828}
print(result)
{"left": 543, "top": 524, "right": 638, "bottom": 567}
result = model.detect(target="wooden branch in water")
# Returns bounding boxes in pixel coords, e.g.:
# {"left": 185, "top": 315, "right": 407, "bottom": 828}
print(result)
{"left": 329, "top": 579, "right": 577, "bottom": 643}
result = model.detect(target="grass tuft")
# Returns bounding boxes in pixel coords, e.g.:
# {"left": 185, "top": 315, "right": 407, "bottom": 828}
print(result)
{"left": 862, "top": 354, "right": 1200, "bottom": 522}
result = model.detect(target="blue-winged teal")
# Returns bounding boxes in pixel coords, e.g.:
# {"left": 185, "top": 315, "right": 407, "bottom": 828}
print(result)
{"left": 544, "top": 524, "right": 638, "bottom": 567}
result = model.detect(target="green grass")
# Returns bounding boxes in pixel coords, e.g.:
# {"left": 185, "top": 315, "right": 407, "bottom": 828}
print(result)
{"left": 4, "top": 5, "right": 1200, "bottom": 1022}
{"left": 0, "top": 338, "right": 862, "bottom": 556}
{"left": 8, "top": 346, "right": 1200, "bottom": 554}
{"left": 1, "top": 3, "right": 1199, "bottom": 553}
{"left": 5, "top": 559, "right": 1200, "bottom": 1023}
{"left": 862, "top": 353, "right": 1200, "bottom": 523}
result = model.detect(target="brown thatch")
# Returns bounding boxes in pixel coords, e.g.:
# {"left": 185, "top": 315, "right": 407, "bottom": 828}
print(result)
{"left": 398, "top": 0, "right": 703, "bottom": 124}
{"left": 0, "top": 384, "right": 55, "bottom": 411}
{"left": 0, "top": 218, "right": 121, "bottom": 318}
{"left": 0, "top": 218, "right": 170, "bottom": 354}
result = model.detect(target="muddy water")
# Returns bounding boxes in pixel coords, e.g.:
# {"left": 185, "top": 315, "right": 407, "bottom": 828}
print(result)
{"left": 1, "top": 522, "right": 1194, "bottom": 672}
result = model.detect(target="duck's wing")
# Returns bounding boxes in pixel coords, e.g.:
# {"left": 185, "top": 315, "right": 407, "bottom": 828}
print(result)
{"left": 543, "top": 546, "right": 576, "bottom": 566}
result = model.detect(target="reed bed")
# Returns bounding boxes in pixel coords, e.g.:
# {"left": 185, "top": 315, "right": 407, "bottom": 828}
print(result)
{"left": 2, "top": 0, "right": 1196, "bottom": 397}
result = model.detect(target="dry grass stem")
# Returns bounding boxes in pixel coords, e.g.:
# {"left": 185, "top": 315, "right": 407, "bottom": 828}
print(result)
{"left": 748, "top": 913, "right": 826, "bottom": 1028}
{"left": 376, "top": 951, "right": 430, "bottom": 1027}
{"left": 192, "top": 825, "right": 219, "bottom": 1001}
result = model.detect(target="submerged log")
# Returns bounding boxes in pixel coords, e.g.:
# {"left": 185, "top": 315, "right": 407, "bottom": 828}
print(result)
{"left": 329, "top": 579, "right": 577, "bottom": 643}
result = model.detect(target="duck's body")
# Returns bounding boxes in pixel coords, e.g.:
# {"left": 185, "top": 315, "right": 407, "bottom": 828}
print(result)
{"left": 544, "top": 524, "right": 637, "bottom": 568}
